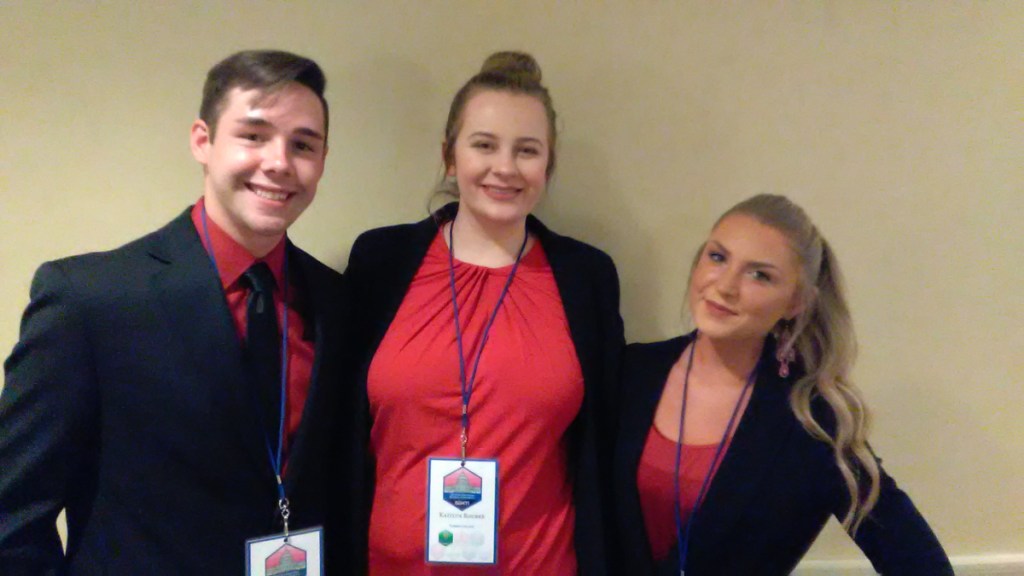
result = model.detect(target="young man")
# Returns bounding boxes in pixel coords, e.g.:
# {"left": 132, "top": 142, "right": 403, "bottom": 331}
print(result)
{"left": 0, "top": 50, "right": 350, "bottom": 575}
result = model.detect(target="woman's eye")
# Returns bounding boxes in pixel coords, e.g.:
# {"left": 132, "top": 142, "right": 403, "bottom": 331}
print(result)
{"left": 471, "top": 141, "right": 494, "bottom": 150}
{"left": 708, "top": 251, "right": 725, "bottom": 263}
{"left": 751, "top": 270, "right": 772, "bottom": 282}
{"left": 518, "top": 146, "right": 539, "bottom": 156}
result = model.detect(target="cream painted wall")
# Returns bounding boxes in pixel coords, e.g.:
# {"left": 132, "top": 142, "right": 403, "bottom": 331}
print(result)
{"left": 2, "top": 0, "right": 1021, "bottom": 562}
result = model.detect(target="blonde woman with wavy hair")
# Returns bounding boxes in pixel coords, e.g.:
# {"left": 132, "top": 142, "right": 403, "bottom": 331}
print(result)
{"left": 613, "top": 194, "right": 951, "bottom": 575}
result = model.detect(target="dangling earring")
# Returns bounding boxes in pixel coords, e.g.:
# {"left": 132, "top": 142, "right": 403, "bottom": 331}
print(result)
{"left": 774, "top": 321, "right": 797, "bottom": 378}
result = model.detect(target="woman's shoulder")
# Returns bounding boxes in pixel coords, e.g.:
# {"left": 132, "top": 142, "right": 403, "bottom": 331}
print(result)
{"left": 354, "top": 218, "right": 432, "bottom": 246}
{"left": 624, "top": 335, "right": 690, "bottom": 366}
{"left": 528, "top": 215, "right": 614, "bottom": 265}
{"left": 351, "top": 215, "right": 437, "bottom": 256}
{"left": 530, "top": 221, "right": 622, "bottom": 304}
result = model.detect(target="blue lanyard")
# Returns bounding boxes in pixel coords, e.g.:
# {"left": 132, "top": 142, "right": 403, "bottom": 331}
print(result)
{"left": 201, "top": 206, "right": 292, "bottom": 533}
{"left": 446, "top": 221, "right": 528, "bottom": 464}
{"left": 674, "top": 334, "right": 756, "bottom": 575}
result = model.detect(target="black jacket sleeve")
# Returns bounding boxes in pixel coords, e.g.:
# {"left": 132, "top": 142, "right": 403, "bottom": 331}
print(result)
{"left": 0, "top": 261, "right": 100, "bottom": 575}
{"left": 849, "top": 454, "right": 954, "bottom": 575}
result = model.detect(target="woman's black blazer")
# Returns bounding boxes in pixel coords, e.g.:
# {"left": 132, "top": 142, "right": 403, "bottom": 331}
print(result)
{"left": 342, "top": 203, "right": 625, "bottom": 575}
{"left": 613, "top": 334, "right": 953, "bottom": 575}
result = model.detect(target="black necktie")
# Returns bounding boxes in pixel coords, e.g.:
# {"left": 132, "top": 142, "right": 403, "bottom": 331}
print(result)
{"left": 242, "top": 262, "right": 282, "bottom": 447}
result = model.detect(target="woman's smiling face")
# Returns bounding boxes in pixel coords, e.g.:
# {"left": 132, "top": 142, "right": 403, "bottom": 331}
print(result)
{"left": 445, "top": 89, "right": 550, "bottom": 232}
{"left": 689, "top": 214, "right": 807, "bottom": 343}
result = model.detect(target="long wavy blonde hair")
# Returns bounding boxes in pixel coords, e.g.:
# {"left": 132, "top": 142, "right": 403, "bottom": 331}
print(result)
{"left": 707, "top": 194, "right": 880, "bottom": 534}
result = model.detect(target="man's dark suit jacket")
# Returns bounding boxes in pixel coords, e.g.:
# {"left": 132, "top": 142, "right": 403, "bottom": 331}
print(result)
{"left": 340, "top": 203, "right": 625, "bottom": 575}
{"left": 613, "top": 334, "right": 953, "bottom": 575}
{"left": 0, "top": 209, "right": 350, "bottom": 575}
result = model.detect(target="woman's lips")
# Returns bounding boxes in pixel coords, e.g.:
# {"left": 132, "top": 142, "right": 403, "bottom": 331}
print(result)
{"left": 704, "top": 299, "right": 737, "bottom": 316}
{"left": 481, "top": 184, "right": 520, "bottom": 198}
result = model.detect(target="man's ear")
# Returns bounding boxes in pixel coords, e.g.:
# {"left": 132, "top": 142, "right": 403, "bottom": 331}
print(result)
{"left": 190, "top": 120, "right": 212, "bottom": 165}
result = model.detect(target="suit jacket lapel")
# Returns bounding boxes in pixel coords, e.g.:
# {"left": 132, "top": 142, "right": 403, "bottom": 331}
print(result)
{"left": 621, "top": 337, "right": 688, "bottom": 574}
{"left": 281, "top": 245, "right": 338, "bottom": 488}
{"left": 280, "top": 246, "right": 315, "bottom": 487}
{"left": 688, "top": 363, "right": 797, "bottom": 561}
{"left": 528, "top": 217, "right": 594, "bottom": 383}
{"left": 368, "top": 213, "right": 439, "bottom": 353}
{"left": 146, "top": 210, "right": 272, "bottom": 478}
{"left": 622, "top": 339, "right": 684, "bottom": 471}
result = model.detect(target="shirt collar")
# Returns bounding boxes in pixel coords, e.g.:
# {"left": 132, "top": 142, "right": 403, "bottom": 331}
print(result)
{"left": 190, "top": 198, "right": 287, "bottom": 291}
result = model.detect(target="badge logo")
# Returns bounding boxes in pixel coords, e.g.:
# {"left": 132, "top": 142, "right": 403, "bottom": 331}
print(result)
{"left": 265, "top": 543, "right": 307, "bottom": 576}
{"left": 442, "top": 466, "right": 483, "bottom": 511}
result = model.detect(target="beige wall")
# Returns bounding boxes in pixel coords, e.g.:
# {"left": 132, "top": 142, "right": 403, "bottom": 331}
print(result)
{"left": 2, "top": 0, "right": 1021, "bottom": 561}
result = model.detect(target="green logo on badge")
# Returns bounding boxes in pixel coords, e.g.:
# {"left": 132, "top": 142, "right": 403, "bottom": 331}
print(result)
{"left": 438, "top": 530, "right": 454, "bottom": 546}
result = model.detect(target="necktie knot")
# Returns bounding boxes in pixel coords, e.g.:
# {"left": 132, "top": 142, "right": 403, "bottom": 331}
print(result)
{"left": 243, "top": 262, "right": 277, "bottom": 295}
{"left": 243, "top": 263, "right": 277, "bottom": 314}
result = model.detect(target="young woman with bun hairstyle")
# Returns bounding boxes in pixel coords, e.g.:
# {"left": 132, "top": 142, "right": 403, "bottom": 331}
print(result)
{"left": 344, "top": 51, "right": 624, "bottom": 575}
{"left": 613, "top": 194, "right": 952, "bottom": 575}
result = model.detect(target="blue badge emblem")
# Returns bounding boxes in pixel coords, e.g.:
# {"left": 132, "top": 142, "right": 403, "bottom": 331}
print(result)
{"left": 442, "top": 466, "right": 483, "bottom": 511}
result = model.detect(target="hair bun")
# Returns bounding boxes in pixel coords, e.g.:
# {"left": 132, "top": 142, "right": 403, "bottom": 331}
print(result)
{"left": 479, "top": 51, "right": 542, "bottom": 84}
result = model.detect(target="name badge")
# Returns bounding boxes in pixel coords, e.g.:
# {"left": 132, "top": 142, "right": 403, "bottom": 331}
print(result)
{"left": 426, "top": 457, "right": 499, "bottom": 565}
{"left": 245, "top": 526, "right": 324, "bottom": 576}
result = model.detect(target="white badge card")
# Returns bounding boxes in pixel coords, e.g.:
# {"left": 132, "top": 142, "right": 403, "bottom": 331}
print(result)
{"left": 426, "top": 457, "right": 499, "bottom": 565}
{"left": 245, "top": 526, "right": 324, "bottom": 576}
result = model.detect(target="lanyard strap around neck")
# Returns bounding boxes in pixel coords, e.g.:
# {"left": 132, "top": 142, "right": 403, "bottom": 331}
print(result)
{"left": 674, "top": 332, "right": 757, "bottom": 575}
{"left": 201, "top": 205, "right": 293, "bottom": 535}
{"left": 446, "top": 221, "right": 529, "bottom": 464}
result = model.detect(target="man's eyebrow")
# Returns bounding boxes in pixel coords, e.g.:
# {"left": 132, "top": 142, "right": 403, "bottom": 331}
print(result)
{"left": 294, "top": 127, "right": 325, "bottom": 141}
{"left": 235, "top": 117, "right": 271, "bottom": 128}
{"left": 232, "top": 118, "right": 324, "bottom": 140}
